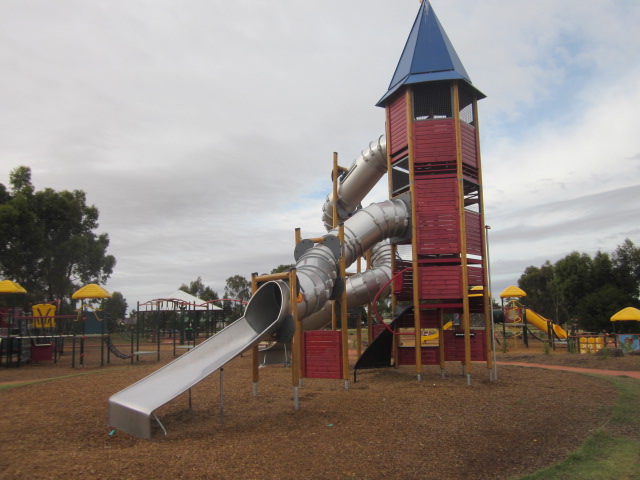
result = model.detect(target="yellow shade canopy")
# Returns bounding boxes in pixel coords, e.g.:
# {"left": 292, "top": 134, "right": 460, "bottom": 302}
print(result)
{"left": 72, "top": 283, "right": 112, "bottom": 300}
{"left": 610, "top": 307, "right": 640, "bottom": 322}
{"left": 500, "top": 285, "right": 526, "bottom": 298}
{"left": 0, "top": 279, "right": 28, "bottom": 294}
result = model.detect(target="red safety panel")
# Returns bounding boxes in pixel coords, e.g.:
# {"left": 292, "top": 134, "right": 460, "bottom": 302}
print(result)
{"left": 443, "top": 330, "right": 487, "bottom": 361}
{"left": 415, "top": 177, "right": 460, "bottom": 256}
{"left": 415, "top": 177, "right": 458, "bottom": 209}
{"left": 397, "top": 346, "right": 440, "bottom": 365}
{"left": 460, "top": 122, "right": 478, "bottom": 169}
{"left": 467, "top": 264, "right": 485, "bottom": 286}
{"left": 30, "top": 344, "right": 53, "bottom": 362}
{"left": 465, "top": 210, "right": 483, "bottom": 256}
{"left": 395, "top": 309, "right": 440, "bottom": 329}
{"left": 371, "top": 323, "right": 386, "bottom": 341}
{"left": 413, "top": 119, "right": 456, "bottom": 164}
{"left": 302, "top": 331, "right": 342, "bottom": 379}
{"left": 388, "top": 95, "right": 407, "bottom": 156}
{"left": 420, "top": 265, "right": 463, "bottom": 299}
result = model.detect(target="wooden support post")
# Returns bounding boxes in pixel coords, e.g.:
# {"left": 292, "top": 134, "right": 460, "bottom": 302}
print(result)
{"left": 405, "top": 87, "right": 422, "bottom": 381}
{"left": 339, "top": 224, "right": 349, "bottom": 389}
{"left": 251, "top": 274, "right": 259, "bottom": 396}
{"left": 439, "top": 309, "right": 446, "bottom": 378}
{"left": 453, "top": 82, "right": 472, "bottom": 382}
{"left": 290, "top": 269, "right": 301, "bottom": 390}
{"left": 331, "top": 152, "right": 340, "bottom": 332}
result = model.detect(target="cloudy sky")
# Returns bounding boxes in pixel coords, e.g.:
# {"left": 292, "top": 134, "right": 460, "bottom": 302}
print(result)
{"left": 2, "top": 0, "right": 639, "bottom": 309}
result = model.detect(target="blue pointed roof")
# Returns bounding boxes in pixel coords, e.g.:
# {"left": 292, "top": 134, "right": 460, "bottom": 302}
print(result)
{"left": 376, "top": 1, "right": 485, "bottom": 107}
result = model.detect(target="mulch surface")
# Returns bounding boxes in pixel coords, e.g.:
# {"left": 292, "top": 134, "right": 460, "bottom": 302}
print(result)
{"left": 0, "top": 342, "right": 638, "bottom": 480}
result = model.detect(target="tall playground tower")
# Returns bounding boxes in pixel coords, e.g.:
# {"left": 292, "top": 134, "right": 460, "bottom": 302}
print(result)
{"left": 373, "top": 1, "right": 493, "bottom": 382}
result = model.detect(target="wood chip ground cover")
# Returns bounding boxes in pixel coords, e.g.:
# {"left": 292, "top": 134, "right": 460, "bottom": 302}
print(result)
{"left": 0, "top": 344, "right": 637, "bottom": 480}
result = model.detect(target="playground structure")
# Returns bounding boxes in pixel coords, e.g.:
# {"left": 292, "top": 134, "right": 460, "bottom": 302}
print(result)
{"left": 109, "top": 1, "right": 496, "bottom": 440}
{"left": 1, "top": 283, "right": 159, "bottom": 368}
{"left": 498, "top": 286, "right": 639, "bottom": 354}
{"left": 134, "top": 291, "right": 224, "bottom": 358}
{"left": 0, "top": 302, "right": 133, "bottom": 368}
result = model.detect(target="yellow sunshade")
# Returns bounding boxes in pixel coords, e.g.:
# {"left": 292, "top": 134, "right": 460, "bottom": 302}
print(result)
{"left": 610, "top": 307, "right": 640, "bottom": 322}
{"left": 500, "top": 285, "right": 527, "bottom": 298}
{"left": 0, "top": 279, "right": 28, "bottom": 294}
{"left": 72, "top": 283, "right": 112, "bottom": 300}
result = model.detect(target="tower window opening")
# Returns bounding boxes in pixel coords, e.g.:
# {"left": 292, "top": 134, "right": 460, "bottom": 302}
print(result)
{"left": 391, "top": 156, "right": 410, "bottom": 195}
{"left": 459, "top": 86, "right": 475, "bottom": 126}
{"left": 413, "top": 83, "right": 452, "bottom": 120}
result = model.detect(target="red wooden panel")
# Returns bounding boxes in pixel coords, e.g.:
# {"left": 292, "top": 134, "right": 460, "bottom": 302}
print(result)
{"left": 416, "top": 212, "right": 460, "bottom": 255}
{"left": 443, "top": 330, "right": 487, "bottom": 361}
{"left": 419, "top": 265, "right": 463, "bottom": 299}
{"left": 413, "top": 120, "right": 456, "bottom": 163}
{"left": 397, "top": 346, "right": 439, "bottom": 365}
{"left": 467, "top": 264, "right": 485, "bottom": 286}
{"left": 388, "top": 95, "right": 407, "bottom": 155}
{"left": 372, "top": 323, "right": 386, "bottom": 340}
{"left": 460, "top": 123, "right": 478, "bottom": 168}
{"left": 395, "top": 310, "right": 438, "bottom": 329}
{"left": 465, "top": 211, "right": 483, "bottom": 256}
{"left": 302, "top": 331, "right": 342, "bottom": 379}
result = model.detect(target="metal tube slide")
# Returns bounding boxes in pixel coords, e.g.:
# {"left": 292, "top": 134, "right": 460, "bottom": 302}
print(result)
{"left": 296, "top": 197, "right": 409, "bottom": 323}
{"left": 108, "top": 281, "right": 290, "bottom": 439}
{"left": 302, "top": 242, "right": 394, "bottom": 331}
{"left": 322, "top": 135, "right": 387, "bottom": 229}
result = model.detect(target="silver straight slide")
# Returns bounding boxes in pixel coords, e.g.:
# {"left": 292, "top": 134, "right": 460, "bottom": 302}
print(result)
{"left": 108, "top": 281, "right": 290, "bottom": 439}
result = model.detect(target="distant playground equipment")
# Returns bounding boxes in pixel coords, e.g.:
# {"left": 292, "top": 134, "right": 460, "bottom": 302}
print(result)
{"left": 135, "top": 290, "right": 224, "bottom": 359}
{"left": 498, "top": 286, "right": 640, "bottom": 355}
{"left": 109, "top": 2, "right": 496, "bottom": 439}
{"left": 610, "top": 307, "right": 640, "bottom": 354}
{"left": 0, "top": 282, "right": 161, "bottom": 368}
{"left": 499, "top": 286, "right": 569, "bottom": 351}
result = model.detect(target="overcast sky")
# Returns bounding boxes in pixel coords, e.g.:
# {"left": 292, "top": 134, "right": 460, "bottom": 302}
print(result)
{"left": 2, "top": 0, "right": 639, "bottom": 309}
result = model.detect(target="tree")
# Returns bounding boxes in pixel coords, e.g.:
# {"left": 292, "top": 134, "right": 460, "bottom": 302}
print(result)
{"left": 223, "top": 274, "right": 251, "bottom": 322}
{"left": 178, "top": 276, "right": 219, "bottom": 302}
{"left": 271, "top": 264, "right": 295, "bottom": 274}
{"left": 0, "top": 166, "right": 115, "bottom": 311}
{"left": 612, "top": 239, "right": 640, "bottom": 299}
{"left": 517, "top": 261, "right": 560, "bottom": 322}
{"left": 100, "top": 291, "right": 128, "bottom": 332}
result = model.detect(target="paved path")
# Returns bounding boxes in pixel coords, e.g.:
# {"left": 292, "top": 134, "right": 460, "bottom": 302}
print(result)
{"left": 498, "top": 361, "right": 640, "bottom": 380}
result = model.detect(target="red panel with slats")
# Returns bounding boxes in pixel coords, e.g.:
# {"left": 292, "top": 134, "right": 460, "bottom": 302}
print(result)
{"left": 388, "top": 95, "right": 407, "bottom": 156}
{"left": 301, "top": 331, "right": 342, "bottom": 379}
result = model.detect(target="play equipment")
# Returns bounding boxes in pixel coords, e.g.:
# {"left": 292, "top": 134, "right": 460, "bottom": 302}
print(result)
{"left": 524, "top": 308, "right": 568, "bottom": 340}
{"left": 134, "top": 291, "right": 223, "bottom": 359}
{"left": 0, "top": 279, "right": 28, "bottom": 294}
{"left": 1, "top": 281, "right": 153, "bottom": 368}
{"left": 499, "top": 286, "right": 569, "bottom": 350}
{"left": 610, "top": 307, "right": 640, "bottom": 354}
{"left": 109, "top": 1, "right": 494, "bottom": 439}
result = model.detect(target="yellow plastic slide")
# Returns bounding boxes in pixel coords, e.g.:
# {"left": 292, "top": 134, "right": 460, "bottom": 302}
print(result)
{"left": 524, "top": 308, "right": 568, "bottom": 340}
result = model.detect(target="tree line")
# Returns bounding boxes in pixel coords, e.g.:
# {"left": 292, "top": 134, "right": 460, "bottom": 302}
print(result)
{"left": 517, "top": 239, "right": 640, "bottom": 333}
